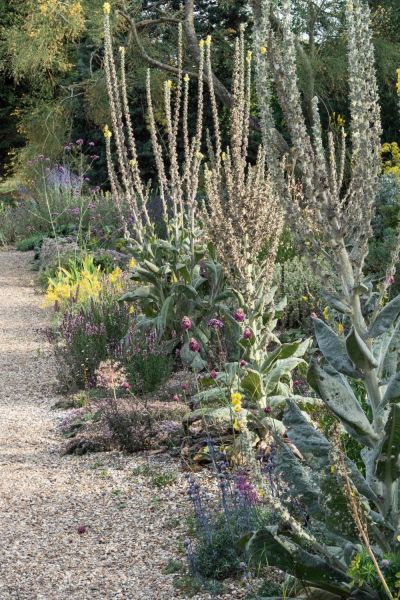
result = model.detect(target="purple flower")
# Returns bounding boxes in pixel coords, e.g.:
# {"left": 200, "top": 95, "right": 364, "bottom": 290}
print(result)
{"left": 210, "top": 369, "right": 218, "bottom": 379}
{"left": 207, "top": 317, "right": 224, "bottom": 330}
{"left": 172, "top": 394, "right": 180, "bottom": 401}
{"left": 64, "top": 144, "right": 72, "bottom": 151}
{"left": 181, "top": 383, "right": 189, "bottom": 391}
{"left": 243, "top": 327, "right": 253, "bottom": 340}
{"left": 181, "top": 316, "right": 192, "bottom": 331}
{"left": 235, "top": 474, "right": 259, "bottom": 505}
{"left": 75, "top": 138, "right": 84, "bottom": 146}
{"left": 386, "top": 275, "right": 395, "bottom": 286}
{"left": 234, "top": 308, "right": 246, "bottom": 322}
{"left": 90, "top": 154, "right": 100, "bottom": 160}
{"left": 88, "top": 203, "right": 97, "bottom": 209}
{"left": 239, "top": 359, "right": 246, "bottom": 367}
{"left": 264, "top": 406, "right": 272, "bottom": 414}
{"left": 189, "top": 338, "right": 200, "bottom": 352}
{"left": 77, "top": 524, "right": 87, "bottom": 535}
{"left": 69, "top": 207, "right": 81, "bottom": 215}
{"left": 311, "top": 312, "right": 318, "bottom": 319}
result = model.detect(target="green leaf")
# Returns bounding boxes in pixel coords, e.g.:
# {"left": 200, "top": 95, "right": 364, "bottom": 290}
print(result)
{"left": 368, "top": 295, "right": 400, "bottom": 338}
{"left": 309, "top": 361, "right": 379, "bottom": 448}
{"left": 118, "top": 286, "right": 151, "bottom": 302}
{"left": 381, "top": 373, "right": 400, "bottom": 409}
{"left": 262, "top": 339, "right": 310, "bottom": 371}
{"left": 322, "top": 293, "right": 353, "bottom": 315}
{"left": 264, "top": 358, "right": 306, "bottom": 395}
{"left": 314, "top": 318, "right": 359, "bottom": 378}
{"left": 346, "top": 328, "right": 378, "bottom": 371}
{"left": 246, "top": 528, "right": 353, "bottom": 597}
{"left": 241, "top": 368, "right": 264, "bottom": 401}
{"left": 155, "top": 296, "right": 173, "bottom": 337}
{"left": 375, "top": 404, "right": 400, "bottom": 483}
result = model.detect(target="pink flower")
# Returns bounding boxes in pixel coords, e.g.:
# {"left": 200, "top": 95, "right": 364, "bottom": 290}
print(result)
{"left": 311, "top": 312, "right": 318, "bottom": 319}
{"left": 181, "top": 383, "right": 189, "bottom": 391}
{"left": 75, "top": 138, "right": 84, "bottom": 145}
{"left": 234, "top": 308, "right": 246, "bottom": 322}
{"left": 264, "top": 406, "right": 272, "bottom": 415}
{"left": 386, "top": 275, "right": 395, "bottom": 286}
{"left": 172, "top": 394, "right": 180, "bottom": 401}
{"left": 181, "top": 316, "right": 192, "bottom": 331}
{"left": 189, "top": 338, "right": 200, "bottom": 352}
{"left": 243, "top": 327, "right": 253, "bottom": 340}
{"left": 121, "top": 382, "right": 130, "bottom": 390}
{"left": 239, "top": 359, "right": 247, "bottom": 367}
{"left": 210, "top": 370, "right": 218, "bottom": 379}
{"left": 77, "top": 524, "right": 87, "bottom": 534}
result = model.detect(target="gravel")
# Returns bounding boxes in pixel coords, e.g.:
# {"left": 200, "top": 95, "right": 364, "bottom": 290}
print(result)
{"left": 0, "top": 250, "right": 250, "bottom": 600}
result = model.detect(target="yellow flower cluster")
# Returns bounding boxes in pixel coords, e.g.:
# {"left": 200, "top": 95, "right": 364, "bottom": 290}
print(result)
{"left": 231, "top": 392, "right": 242, "bottom": 413}
{"left": 396, "top": 68, "right": 400, "bottom": 94}
{"left": 44, "top": 267, "right": 103, "bottom": 307}
{"left": 103, "top": 2, "right": 111, "bottom": 15}
{"left": 382, "top": 142, "right": 400, "bottom": 180}
{"left": 128, "top": 257, "right": 137, "bottom": 269}
{"left": 103, "top": 124, "right": 112, "bottom": 139}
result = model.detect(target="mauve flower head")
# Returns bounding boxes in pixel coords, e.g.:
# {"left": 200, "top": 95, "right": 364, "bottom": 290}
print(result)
{"left": 239, "top": 359, "right": 247, "bottom": 367}
{"left": 243, "top": 327, "right": 253, "bottom": 340}
{"left": 386, "top": 275, "right": 395, "bottom": 286}
{"left": 210, "top": 369, "right": 218, "bottom": 379}
{"left": 90, "top": 154, "right": 100, "bottom": 160}
{"left": 181, "top": 316, "right": 192, "bottom": 331}
{"left": 75, "top": 138, "right": 84, "bottom": 146}
{"left": 64, "top": 144, "right": 72, "bottom": 151}
{"left": 121, "top": 382, "right": 130, "bottom": 390}
{"left": 172, "top": 394, "right": 180, "bottom": 401}
{"left": 207, "top": 317, "right": 224, "bottom": 330}
{"left": 234, "top": 308, "right": 246, "bottom": 322}
{"left": 69, "top": 207, "right": 80, "bottom": 215}
{"left": 311, "top": 312, "right": 318, "bottom": 319}
{"left": 88, "top": 203, "right": 97, "bottom": 209}
{"left": 264, "top": 406, "right": 272, "bottom": 414}
{"left": 189, "top": 338, "right": 200, "bottom": 352}
{"left": 77, "top": 524, "right": 87, "bottom": 535}
{"left": 181, "top": 383, "right": 189, "bottom": 391}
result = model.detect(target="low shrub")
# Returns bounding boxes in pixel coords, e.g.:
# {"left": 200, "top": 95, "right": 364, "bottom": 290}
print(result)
{"left": 16, "top": 232, "right": 46, "bottom": 252}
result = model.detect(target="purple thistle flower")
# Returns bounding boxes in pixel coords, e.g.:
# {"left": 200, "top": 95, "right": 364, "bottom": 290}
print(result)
{"left": 234, "top": 308, "right": 246, "bottom": 322}
{"left": 75, "top": 138, "right": 84, "bottom": 146}
{"left": 181, "top": 316, "right": 192, "bottom": 331}
{"left": 243, "top": 327, "right": 253, "bottom": 340}
{"left": 207, "top": 318, "right": 224, "bottom": 330}
{"left": 189, "top": 338, "right": 200, "bottom": 352}
{"left": 239, "top": 359, "right": 246, "bottom": 367}
{"left": 210, "top": 369, "right": 218, "bottom": 379}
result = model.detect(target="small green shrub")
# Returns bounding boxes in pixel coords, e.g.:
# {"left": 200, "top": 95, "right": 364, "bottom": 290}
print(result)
{"left": 16, "top": 232, "right": 46, "bottom": 251}
{"left": 123, "top": 330, "right": 173, "bottom": 395}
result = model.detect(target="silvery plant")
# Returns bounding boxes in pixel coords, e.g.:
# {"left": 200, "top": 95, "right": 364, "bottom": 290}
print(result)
{"left": 246, "top": 0, "right": 400, "bottom": 597}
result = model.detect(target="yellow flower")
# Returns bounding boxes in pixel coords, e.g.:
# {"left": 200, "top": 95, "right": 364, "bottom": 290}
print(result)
{"left": 221, "top": 151, "right": 226, "bottom": 161}
{"left": 233, "top": 418, "right": 243, "bottom": 432}
{"left": 246, "top": 50, "right": 253, "bottom": 63}
{"left": 199, "top": 39, "right": 204, "bottom": 49}
{"left": 231, "top": 392, "right": 242, "bottom": 406}
{"left": 337, "top": 323, "right": 344, "bottom": 335}
{"left": 119, "top": 46, "right": 125, "bottom": 54}
{"left": 195, "top": 151, "right": 204, "bottom": 160}
{"left": 103, "top": 2, "right": 111, "bottom": 15}
{"left": 396, "top": 68, "right": 400, "bottom": 94}
{"left": 165, "top": 80, "right": 173, "bottom": 90}
{"left": 183, "top": 73, "right": 190, "bottom": 83}
{"left": 233, "top": 404, "right": 242, "bottom": 413}
{"left": 301, "top": 295, "right": 309, "bottom": 302}
{"left": 323, "top": 306, "right": 329, "bottom": 321}
{"left": 128, "top": 257, "right": 137, "bottom": 269}
{"left": 129, "top": 305, "right": 135, "bottom": 314}
{"left": 109, "top": 267, "right": 122, "bottom": 284}
{"left": 129, "top": 159, "right": 137, "bottom": 167}
{"left": 103, "top": 125, "right": 112, "bottom": 139}
{"left": 205, "top": 35, "right": 212, "bottom": 47}
{"left": 260, "top": 46, "right": 267, "bottom": 55}
{"left": 171, "top": 273, "right": 178, "bottom": 283}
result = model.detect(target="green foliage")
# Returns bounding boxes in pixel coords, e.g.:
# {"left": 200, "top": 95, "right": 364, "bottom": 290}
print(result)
{"left": 123, "top": 335, "right": 173, "bottom": 396}
{"left": 16, "top": 232, "right": 45, "bottom": 251}
{"left": 349, "top": 549, "right": 400, "bottom": 595}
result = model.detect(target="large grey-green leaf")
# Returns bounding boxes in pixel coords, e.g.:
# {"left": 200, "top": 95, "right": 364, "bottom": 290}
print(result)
{"left": 283, "top": 400, "right": 377, "bottom": 505}
{"left": 346, "top": 328, "right": 378, "bottom": 371}
{"left": 375, "top": 403, "right": 400, "bottom": 483}
{"left": 368, "top": 295, "right": 400, "bottom": 338}
{"left": 264, "top": 358, "right": 306, "bottom": 394}
{"left": 322, "top": 292, "right": 353, "bottom": 315}
{"left": 274, "top": 435, "right": 322, "bottom": 517}
{"left": 381, "top": 373, "right": 400, "bottom": 410}
{"left": 313, "top": 318, "right": 358, "bottom": 377}
{"left": 378, "top": 320, "right": 400, "bottom": 381}
{"left": 309, "top": 362, "right": 378, "bottom": 448}
{"left": 246, "top": 528, "right": 356, "bottom": 598}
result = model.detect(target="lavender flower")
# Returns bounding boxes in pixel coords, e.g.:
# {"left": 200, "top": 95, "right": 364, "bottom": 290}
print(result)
{"left": 75, "top": 138, "right": 84, "bottom": 146}
{"left": 243, "top": 327, "right": 253, "bottom": 340}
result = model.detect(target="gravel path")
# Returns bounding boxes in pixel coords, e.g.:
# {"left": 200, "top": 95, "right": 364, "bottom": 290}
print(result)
{"left": 0, "top": 250, "right": 192, "bottom": 600}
